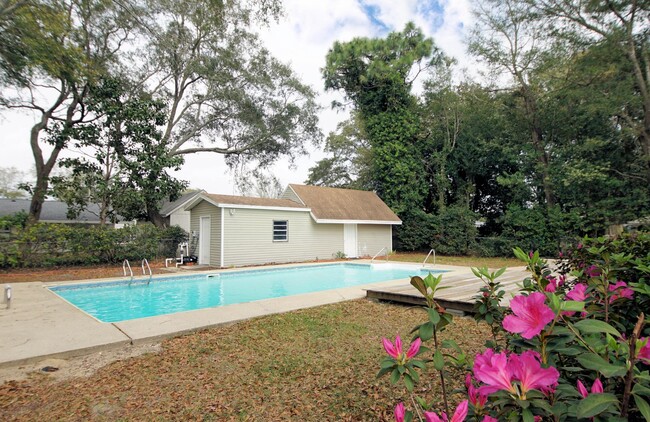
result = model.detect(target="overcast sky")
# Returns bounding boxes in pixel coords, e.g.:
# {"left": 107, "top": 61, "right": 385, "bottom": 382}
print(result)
{"left": 0, "top": 0, "right": 475, "bottom": 196}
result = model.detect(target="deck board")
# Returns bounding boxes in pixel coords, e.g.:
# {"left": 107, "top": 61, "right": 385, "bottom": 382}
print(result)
{"left": 366, "top": 266, "right": 530, "bottom": 313}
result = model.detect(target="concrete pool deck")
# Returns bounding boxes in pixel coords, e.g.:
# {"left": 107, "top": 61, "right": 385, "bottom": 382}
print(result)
{"left": 0, "top": 261, "right": 478, "bottom": 368}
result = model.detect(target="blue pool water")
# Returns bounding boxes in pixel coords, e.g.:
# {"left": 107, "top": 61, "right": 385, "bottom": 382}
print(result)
{"left": 50, "top": 263, "right": 444, "bottom": 322}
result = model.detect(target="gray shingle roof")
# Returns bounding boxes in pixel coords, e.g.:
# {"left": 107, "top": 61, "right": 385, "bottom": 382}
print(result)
{"left": 0, "top": 199, "right": 118, "bottom": 223}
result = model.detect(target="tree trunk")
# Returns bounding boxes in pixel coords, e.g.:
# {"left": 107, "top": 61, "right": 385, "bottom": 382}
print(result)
{"left": 147, "top": 204, "right": 168, "bottom": 228}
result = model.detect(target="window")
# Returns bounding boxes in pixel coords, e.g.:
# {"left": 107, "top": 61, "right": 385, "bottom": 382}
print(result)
{"left": 273, "top": 220, "right": 288, "bottom": 241}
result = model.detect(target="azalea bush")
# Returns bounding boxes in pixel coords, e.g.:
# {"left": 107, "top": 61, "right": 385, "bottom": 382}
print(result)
{"left": 378, "top": 236, "right": 650, "bottom": 421}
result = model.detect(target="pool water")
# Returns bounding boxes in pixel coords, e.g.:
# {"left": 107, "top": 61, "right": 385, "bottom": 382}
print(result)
{"left": 50, "top": 263, "right": 444, "bottom": 322}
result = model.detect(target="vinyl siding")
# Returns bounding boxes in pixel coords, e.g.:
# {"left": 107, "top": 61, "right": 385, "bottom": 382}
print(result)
{"left": 189, "top": 200, "right": 221, "bottom": 266}
{"left": 169, "top": 210, "right": 191, "bottom": 233}
{"left": 357, "top": 225, "right": 392, "bottom": 257}
{"left": 280, "top": 186, "right": 304, "bottom": 205}
{"left": 223, "top": 208, "right": 343, "bottom": 267}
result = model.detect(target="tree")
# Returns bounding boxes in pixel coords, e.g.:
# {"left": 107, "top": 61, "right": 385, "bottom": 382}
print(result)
{"left": 322, "top": 22, "right": 443, "bottom": 214}
{"left": 0, "top": 0, "right": 141, "bottom": 224}
{"left": 236, "top": 170, "right": 284, "bottom": 199}
{"left": 305, "top": 113, "right": 372, "bottom": 189}
{"left": 52, "top": 78, "right": 186, "bottom": 226}
{"left": 527, "top": 0, "right": 650, "bottom": 187}
{"left": 140, "top": 0, "right": 321, "bottom": 171}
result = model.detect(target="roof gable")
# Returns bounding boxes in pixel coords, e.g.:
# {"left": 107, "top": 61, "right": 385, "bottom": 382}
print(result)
{"left": 160, "top": 190, "right": 204, "bottom": 216}
{"left": 288, "top": 184, "right": 401, "bottom": 224}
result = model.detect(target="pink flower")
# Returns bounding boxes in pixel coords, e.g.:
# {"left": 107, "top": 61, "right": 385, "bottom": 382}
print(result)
{"left": 473, "top": 349, "right": 516, "bottom": 395}
{"left": 481, "top": 417, "right": 498, "bottom": 422}
{"left": 544, "top": 276, "right": 564, "bottom": 292}
{"left": 608, "top": 281, "right": 634, "bottom": 303}
{"left": 382, "top": 335, "right": 421, "bottom": 363}
{"left": 577, "top": 379, "right": 603, "bottom": 398}
{"left": 510, "top": 350, "right": 560, "bottom": 398}
{"left": 395, "top": 402, "right": 405, "bottom": 422}
{"left": 566, "top": 283, "right": 589, "bottom": 301}
{"left": 503, "top": 293, "right": 555, "bottom": 339}
{"left": 382, "top": 336, "right": 403, "bottom": 359}
{"left": 638, "top": 337, "right": 650, "bottom": 363}
{"left": 585, "top": 265, "right": 600, "bottom": 277}
{"left": 424, "top": 400, "right": 468, "bottom": 422}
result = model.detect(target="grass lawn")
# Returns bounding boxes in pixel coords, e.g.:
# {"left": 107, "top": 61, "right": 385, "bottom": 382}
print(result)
{"left": 0, "top": 300, "right": 490, "bottom": 421}
{"left": 389, "top": 252, "right": 522, "bottom": 269}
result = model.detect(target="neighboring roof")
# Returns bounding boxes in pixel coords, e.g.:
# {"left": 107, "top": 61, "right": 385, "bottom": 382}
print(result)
{"left": 160, "top": 190, "right": 205, "bottom": 217}
{"left": 185, "top": 193, "right": 310, "bottom": 211}
{"left": 0, "top": 199, "right": 118, "bottom": 223}
{"left": 287, "top": 184, "right": 401, "bottom": 224}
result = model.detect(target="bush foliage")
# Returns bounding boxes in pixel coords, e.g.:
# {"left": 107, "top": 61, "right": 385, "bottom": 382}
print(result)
{"left": 0, "top": 218, "right": 188, "bottom": 267}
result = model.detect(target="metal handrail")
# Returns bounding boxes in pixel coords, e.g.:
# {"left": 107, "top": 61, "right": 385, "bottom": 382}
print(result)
{"left": 422, "top": 249, "right": 436, "bottom": 268}
{"left": 142, "top": 259, "right": 152, "bottom": 284}
{"left": 371, "top": 246, "right": 388, "bottom": 263}
{"left": 123, "top": 259, "right": 133, "bottom": 283}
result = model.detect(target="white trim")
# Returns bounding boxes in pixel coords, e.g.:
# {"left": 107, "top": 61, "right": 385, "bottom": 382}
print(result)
{"left": 285, "top": 184, "right": 306, "bottom": 205}
{"left": 199, "top": 216, "right": 211, "bottom": 265}
{"left": 161, "top": 190, "right": 205, "bottom": 217}
{"left": 220, "top": 207, "right": 224, "bottom": 267}
{"left": 310, "top": 213, "right": 402, "bottom": 225}
{"left": 217, "top": 203, "right": 310, "bottom": 212}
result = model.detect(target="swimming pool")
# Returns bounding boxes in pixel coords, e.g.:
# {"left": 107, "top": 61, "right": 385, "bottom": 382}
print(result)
{"left": 49, "top": 263, "right": 444, "bottom": 323}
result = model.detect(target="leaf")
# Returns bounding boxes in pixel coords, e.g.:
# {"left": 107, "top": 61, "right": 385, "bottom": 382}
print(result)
{"left": 561, "top": 300, "right": 585, "bottom": 312}
{"left": 376, "top": 366, "right": 393, "bottom": 378}
{"left": 635, "top": 395, "right": 650, "bottom": 422}
{"left": 494, "top": 267, "right": 507, "bottom": 278}
{"left": 410, "top": 276, "right": 427, "bottom": 297}
{"left": 419, "top": 322, "right": 434, "bottom": 341}
{"left": 574, "top": 319, "right": 622, "bottom": 338}
{"left": 390, "top": 368, "right": 400, "bottom": 384}
{"left": 632, "top": 383, "right": 650, "bottom": 397}
{"left": 577, "top": 353, "right": 627, "bottom": 378}
{"left": 403, "top": 373, "right": 414, "bottom": 392}
{"left": 576, "top": 393, "right": 619, "bottom": 418}
{"left": 433, "top": 350, "right": 444, "bottom": 371}
{"left": 522, "top": 407, "right": 534, "bottom": 422}
{"left": 427, "top": 308, "right": 440, "bottom": 325}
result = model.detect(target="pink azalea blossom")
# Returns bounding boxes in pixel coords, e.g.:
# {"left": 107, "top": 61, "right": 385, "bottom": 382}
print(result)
{"left": 510, "top": 350, "right": 560, "bottom": 397}
{"left": 481, "top": 417, "right": 498, "bottom": 422}
{"left": 503, "top": 293, "right": 555, "bottom": 339}
{"left": 424, "top": 400, "right": 468, "bottom": 422}
{"left": 544, "top": 276, "right": 564, "bottom": 292}
{"left": 577, "top": 378, "right": 603, "bottom": 398}
{"left": 638, "top": 337, "right": 650, "bottom": 363}
{"left": 566, "top": 283, "right": 589, "bottom": 301}
{"left": 394, "top": 402, "right": 406, "bottom": 422}
{"left": 585, "top": 265, "right": 600, "bottom": 277}
{"left": 382, "top": 336, "right": 421, "bottom": 363}
{"left": 608, "top": 281, "right": 634, "bottom": 303}
{"left": 473, "top": 349, "right": 516, "bottom": 395}
{"left": 466, "top": 373, "right": 488, "bottom": 408}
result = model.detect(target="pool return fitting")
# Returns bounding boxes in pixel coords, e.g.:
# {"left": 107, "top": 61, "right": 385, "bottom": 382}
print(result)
{"left": 3, "top": 284, "right": 11, "bottom": 309}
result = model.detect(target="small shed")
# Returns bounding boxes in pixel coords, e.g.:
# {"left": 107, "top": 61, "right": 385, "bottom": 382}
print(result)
{"left": 184, "top": 184, "right": 401, "bottom": 267}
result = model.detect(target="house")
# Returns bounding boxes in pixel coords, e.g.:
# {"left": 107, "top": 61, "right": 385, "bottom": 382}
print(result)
{"left": 184, "top": 184, "right": 401, "bottom": 267}
{"left": 160, "top": 190, "right": 204, "bottom": 233}
{"left": 0, "top": 199, "right": 131, "bottom": 227}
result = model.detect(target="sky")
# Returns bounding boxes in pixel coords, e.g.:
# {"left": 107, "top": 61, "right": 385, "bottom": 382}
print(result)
{"left": 0, "top": 0, "right": 476, "bottom": 196}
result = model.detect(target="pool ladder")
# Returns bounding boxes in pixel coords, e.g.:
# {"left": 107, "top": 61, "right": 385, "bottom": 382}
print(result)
{"left": 123, "top": 259, "right": 134, "bottom": 284}
{"left": 141, "top": 259, "right": 152, "bottom": 284}
{"left": 422, "top": 249, "right": 436, "bottom": 268}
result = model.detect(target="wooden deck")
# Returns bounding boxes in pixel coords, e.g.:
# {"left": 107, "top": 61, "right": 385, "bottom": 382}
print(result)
{"left": 366, "top": 266, "right": 530, "bottom": 314}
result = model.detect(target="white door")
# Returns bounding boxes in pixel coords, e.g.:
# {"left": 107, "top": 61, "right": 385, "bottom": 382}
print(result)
{"left": 199, "top": 216, "right": 211, "bottom": 265}
{"left": 343, "top": 224, "right": 358, "bottom": 258}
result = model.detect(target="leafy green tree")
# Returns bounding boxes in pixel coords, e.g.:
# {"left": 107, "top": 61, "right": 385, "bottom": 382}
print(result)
{"left": 322, "top": 22, "right": 443, "bottom": 214}
{"left": 0, "top": 166, "right": 29, "bottom": 199}
{"left": 52, "top": 78, "right": 186, "bottom": 226}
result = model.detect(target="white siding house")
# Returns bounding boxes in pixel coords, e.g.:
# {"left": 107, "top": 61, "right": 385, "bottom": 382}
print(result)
{"left": 185, "top": 184, "right": 401, "bottom": 267}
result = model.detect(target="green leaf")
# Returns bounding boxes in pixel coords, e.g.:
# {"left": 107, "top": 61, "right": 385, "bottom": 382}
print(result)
{"left": 522, "top": 407, "right": 534, "bottom": 422}
{"left": 380, "top": 358, "right": 395, "bottom": 369}
{"left": 577, "top": 353, "right": 627, "bottom": 378}
{"left": 410, "top": 276, "right": 427, "bottom": 297}
{"left": 420, "top": 322, "right": 434, "bottom": 341}
{"left": 427, "top": 308, "right": 440, "bottom": 325}
{"left": 635, "top": 395, "right": 650, "bottom": 422}
{"left": 376, "top": 366, "right": 393, "bottom": 378}
{"left": 574, "top": 319, "right": 622, "bottom": 338}
{"left": 390, "top": 368, "right": 400, "bottom": 384}
{"left": 494, "top": 267, "right": 507, "bottom": 278}
{"left": 403, "top": 373, "right": 414, "bottom": 392}
{"left": 561, "top": 300, "right": 585, "bottom": 312}
{"left": 433, "top": 350, "right": 444, "bottom": 370}
{"left": 576, "top": 393, "right": 619, "bottom": 418}
{"left": 633, "top": 383, "right": 650, "bottom": 397}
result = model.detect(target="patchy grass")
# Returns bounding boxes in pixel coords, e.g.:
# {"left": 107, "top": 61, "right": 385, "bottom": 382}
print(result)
{"left": 0, "top": 300, "right": 491, "bottom": 421}
{"left": 389, "top": 252, "right": 522, "bottom": 269}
